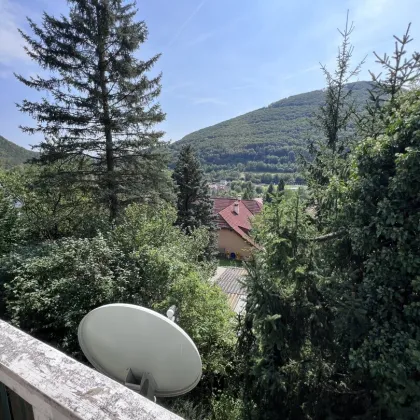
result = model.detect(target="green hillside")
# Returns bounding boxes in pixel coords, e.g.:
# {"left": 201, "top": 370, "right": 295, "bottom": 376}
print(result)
{"left": 0, "top": 135, "right": 37, "bottom": 169}
{"left": 171, "top": 81, "right": 372, "bottom": 183}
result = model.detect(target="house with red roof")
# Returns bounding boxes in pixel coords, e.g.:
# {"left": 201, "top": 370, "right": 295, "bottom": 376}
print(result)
{"left": 212, "top": 198, "right": 263, "bottom": 259}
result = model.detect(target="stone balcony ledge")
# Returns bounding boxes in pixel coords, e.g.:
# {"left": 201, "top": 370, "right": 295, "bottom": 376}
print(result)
{"left": 0, "top": 318, "right": 181, "bottom": 419}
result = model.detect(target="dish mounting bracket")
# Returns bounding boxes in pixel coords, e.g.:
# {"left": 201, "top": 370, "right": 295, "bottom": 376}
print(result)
{"left": 124, "top": 368, "right": 156, "bottom": 401}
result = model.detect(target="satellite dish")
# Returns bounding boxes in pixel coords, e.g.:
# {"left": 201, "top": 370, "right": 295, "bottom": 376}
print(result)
{"left": 78, "top": 304, "right": 202, "bottom": 399}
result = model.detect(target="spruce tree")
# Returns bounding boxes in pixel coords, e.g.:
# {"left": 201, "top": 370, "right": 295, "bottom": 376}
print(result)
{"left": 172, "top": 145, "right": 216, "bottom": 259}
{"left": 277, "top": 178, "right": 285, "bottom": 193}
{"left": 0, "top": 185, "right": 20, "bottom": 256}
{"left": 264, "top": 183, "right": 275, "bottom": 203}
{"left": 357, "top": 24, "right": 420, "bottom": 138}
{"left": 238, "top": 15, "right": 366, "bottom": 419}
{"left": 303, "top": 12, "right": 363, "bottom": 228}
{"left": 239, "top": 192, "right": 340, "bottom": 418}
{"left": 344, "top": 89, "right": 420, "bottom": 417}
{"left": 242, "top": 181, "right": 255, "bottom": 200}
{"left": 16, "top": 0, "right": 167, "bottom": 220}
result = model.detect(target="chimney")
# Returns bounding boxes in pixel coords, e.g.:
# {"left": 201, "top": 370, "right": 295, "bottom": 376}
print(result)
{"left": 233, "top": 201, "right": 239, "bottom": 215}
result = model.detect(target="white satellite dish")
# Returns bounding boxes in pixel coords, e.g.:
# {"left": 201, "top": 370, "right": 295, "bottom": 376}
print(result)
{"left": 78, "top": 303, "right": 202, "bottom": 399}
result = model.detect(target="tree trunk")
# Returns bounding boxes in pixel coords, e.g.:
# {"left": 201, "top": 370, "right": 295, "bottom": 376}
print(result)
{"left": 96, "top": 0, "right": 118, "bottom": 221}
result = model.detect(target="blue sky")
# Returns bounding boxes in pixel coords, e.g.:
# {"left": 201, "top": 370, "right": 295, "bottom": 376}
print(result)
{"left": 0, "top": 0, "right": 419, "bottom": 149}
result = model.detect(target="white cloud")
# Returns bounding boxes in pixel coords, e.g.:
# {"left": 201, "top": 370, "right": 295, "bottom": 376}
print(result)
{"left": 0, "top": 0, "right": 30, "bottom": 64}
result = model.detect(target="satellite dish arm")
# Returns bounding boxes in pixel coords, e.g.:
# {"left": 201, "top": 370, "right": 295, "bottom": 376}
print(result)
{"left": 125, "top": 368, "right": 157, "bottom": 401}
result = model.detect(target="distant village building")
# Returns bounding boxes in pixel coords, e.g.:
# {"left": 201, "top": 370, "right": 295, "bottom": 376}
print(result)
{"left": 212, "top": 198, "right": 263, "bottom": 259}
{"left": 209, "top": 183, "right": 229, "bottom": 195}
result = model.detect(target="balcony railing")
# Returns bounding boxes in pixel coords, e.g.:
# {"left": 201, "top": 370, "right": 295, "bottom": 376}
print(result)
{"left": 0, "top": 318, "right": 181, "bottom": 419}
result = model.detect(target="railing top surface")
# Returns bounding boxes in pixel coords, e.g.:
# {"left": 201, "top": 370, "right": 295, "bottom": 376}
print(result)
{"left": 0, "top": 318, "right": 181, "bottom": 420}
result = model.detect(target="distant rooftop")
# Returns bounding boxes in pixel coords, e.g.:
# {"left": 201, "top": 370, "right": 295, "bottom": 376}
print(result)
{"left": 212, "top": 198, "right": 263, "bottom": 247}
{"left": 212, "top": 267, "right": 247, "bottom": 314}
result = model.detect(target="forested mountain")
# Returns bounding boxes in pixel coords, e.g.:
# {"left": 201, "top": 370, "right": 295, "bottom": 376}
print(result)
{"left": 171, "top": 81, "right": 372, "bottom": 182}
{"left": 0, "top": 135, "right": 37, "bottom": 169}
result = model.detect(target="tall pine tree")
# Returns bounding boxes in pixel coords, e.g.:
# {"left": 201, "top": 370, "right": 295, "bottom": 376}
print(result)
{"left": 303, "top": 11, "right": 363, "bottom": 229}
{"left": 238, "top": 14, "right": 367, "bottom": 419}
{"left": 242, "top": 181, "right": 255, "bottom": 200}
{"left": 16, "top": 0, "right": 168, "bottom": 220}
{"left": 172, "top": 145, "right": 216, "bottom": 259}
{"left": 357, "top": 24, "right": 420, "bottom": 138}
{"left": 264, "top": 183, "right": 275, "bottom": 203}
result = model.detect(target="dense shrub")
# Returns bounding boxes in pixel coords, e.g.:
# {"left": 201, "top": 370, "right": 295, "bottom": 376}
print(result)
{"left": 0, "top": 202, "right": 237, "bottom": 418}
{"left": 344, "top": 90, "right": 420, "bottom": 417}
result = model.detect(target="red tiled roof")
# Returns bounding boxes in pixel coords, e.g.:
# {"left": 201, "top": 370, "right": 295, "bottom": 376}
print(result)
{"left": 212, "top": 198, "right": 263, "bottom": 246}
{"left": 212, "top": 198, "right": 262, "bottom": 215}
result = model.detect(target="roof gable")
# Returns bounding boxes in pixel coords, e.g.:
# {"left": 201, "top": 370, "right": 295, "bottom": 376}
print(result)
{"left": 215, "top": 199, "right": 260, "bottom": 246}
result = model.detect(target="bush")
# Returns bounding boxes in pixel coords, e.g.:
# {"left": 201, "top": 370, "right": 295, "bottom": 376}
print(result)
{"left": 0, "top": 184, "right": 21, "bottom": 256}
{"left": 0, "top": 163, "right": 106, "bottom": 241}
{"left": 156, "top": 270, "right": 238, "bottom": 417}
{"left": 344, "top": 90, "right": 420, "bottom": 417}
{"left": 1, "top": 204, "right": 214, "bottom": 355}
{"left": 0, "top": 202, "right": 237, "bottom": 419}
{"left": 1, "top": 236, "right": 116, "bottom": 356}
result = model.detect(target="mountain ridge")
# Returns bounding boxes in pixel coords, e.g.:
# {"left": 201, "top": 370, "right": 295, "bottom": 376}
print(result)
{"left": 0, "top": 135, "right": 37, "bottom": 169}
{"left": 171, "top": 81, "right": 372, "bottom": 183}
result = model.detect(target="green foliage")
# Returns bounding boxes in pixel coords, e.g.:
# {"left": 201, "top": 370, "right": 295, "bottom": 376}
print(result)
{"left": 344, "top": 89, "right": 420, "bottom": 417}
{"left": 241, "top": 181, "right": 256, "bottom": 200}
{"left": 0, "top": 180, "right": 22, "bottom": 320}
{"left": 264, "top": 183, "right": 275, "bottom": 203}
{"left": 16, "top": 0, "right": 168, "bottom": 219}
{"left": 0, "top": 183, "right": 21, "bottom": 256}
{"left": 357, "top": 24, "right": 420, "bottom": 139}
{"left": 0, "top": 204, "right": 211, "bottom": 353}
{"left": 111, "top": 203, "right": 214, "bottom": 307}
{"left": 216, "top": 258, "right": 243, "bottom": 268}
{"left": 162, "top": 273, "right": 235, "bottom": 376}
{"left": 236, "top": 18, "right": 420, "bottom": 420}
{"left": 240, "top": 192, "right": 345, "bottom": 419}
{"left": 1, "top": 235, "right": 116, "bottom": 355}
{"left": 173, "top": 145, "right": 217, "bottom": 260}
{"left": 173, "top": 146, "right": 215, "bottom": 231}
{"left": 157, "top": 271, "right": 237, "bottom": 415}
{"left": 171, "top": 82, "right": 371, "bottom": 182}
{"left": 0, "top": 162, "right": 105, "bottom": 240}
{"left": 303, "top": 13, "right": 363, "bottom": 230}
{"left": 210, "top": 394, "right": 243, "bottom": 420}
{"left": 0, "top": 203, "right": 235, "bottom": 420}
{"left": 276, "top": 178, "right": 285, "bottom": 193}
{"left": 0, "top": 135, "right": 37, "bottom": 169}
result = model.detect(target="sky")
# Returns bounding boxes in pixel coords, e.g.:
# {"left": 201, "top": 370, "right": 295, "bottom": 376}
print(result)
{"left": 0, "top": 0, "right": 420, "bottom": 150}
